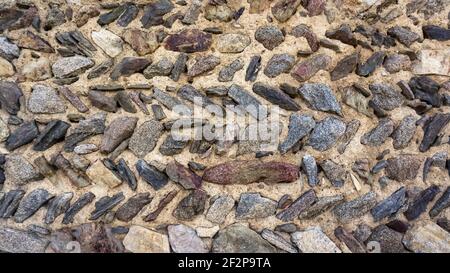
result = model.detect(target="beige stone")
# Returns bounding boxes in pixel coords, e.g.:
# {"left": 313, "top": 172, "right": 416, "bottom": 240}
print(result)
{"left": 403, "top": 220, "right": 450, "bottom": 253}
{"left": 21, "top": 57, "right": 51, "bottom": 81}
{"left": 0, "top": 117, "right": 9, "bottom": 142}
{"left": 91, "top": 29, "right": 123, "bottom": 57}
{"left": 291, "top": 227, "right": 341, "bottom": 253}
{"left": 0, "top": 57, "right": 14, "bottom": 77}
{"left": 123, "top": 226, "right": 170, "bottom": 253}
{"left": 86, "top": 160, "right": 122, "bottom": 188}
{"left": 413, "top": 49, "right": 450, "bottom": 76}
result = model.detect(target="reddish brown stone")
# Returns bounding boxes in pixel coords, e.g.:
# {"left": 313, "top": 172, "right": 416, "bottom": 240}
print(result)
{"left": 165, "top": 161, "right": 202, "bottom": 190}
{"left": 203, "top": 160, "right": 299, "bottom": 185}
{"left": 290, "top": 54, "right": 331, "bottom": 82}
{"left": 164, "top": 29, "right": 212, "bottom": 53}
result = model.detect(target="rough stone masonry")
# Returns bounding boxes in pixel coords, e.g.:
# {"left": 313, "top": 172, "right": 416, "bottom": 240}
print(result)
{"left": 0, "top": 0, "right": 449, "bottom": 253}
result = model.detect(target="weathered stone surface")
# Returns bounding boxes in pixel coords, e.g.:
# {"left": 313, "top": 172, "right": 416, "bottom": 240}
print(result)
{"left": 0, "top": 227, "right": 49, "bottom": 253}
{"left": 409, "top": 76, "right": 442, "bottom": 107}
{"left": 129, "top": 120, "right": 164, "bottom": 158}
{"left": 153, "top": 88, "right": 191, "bottom": 114}
{"left": 430, "top": 186, "right": 450, "bottom": 218}
{"left": 291, "top": 227, "right": 341, "bottom": 253}
{"left": 4, "top": 154, "right": 43, "bottom": 185}
{"left": 413, "top": 49, "right": 450, "bottom": 76}
{"left": 264, "top": 53, "right": 295, "bottom": 78}
{"left": 187, "top": 54, "right": 220, "bottom": 77}
{"left": 299, "top": 194, "right": 344, "bottom": 219}
{"left": 423, "top": 25, "right": 450, "bottom": 41}
{"left": 5, "top": 121, "right": 39, "bottom": 151}
{"left": 64, "top": 112, "right": 106, "bottom": 152}
{"left": 245, "top": 55, "right": 262, "bottom": 82}
{"left": 291, "top": 24, "right": 319, "bottom": 52}
{"left": 115, "top": 158, "right": 137, "bottom": 191}
{"left": 331, "top": 52, "right": 359, "bottom": 80}
{"left": 110, "top": 57, "right": 151, "bottom": 80}
{"left": 255, "top": 25, "right": 284, "bottom": 50}
{"left": 62, "top": 192, "right": 95, "bottom": 224}
{"left": 33, "top": 120, "right": 70, "bottom": 151}
{"left": 10, "top": 30, "right": 54, "bottom": 53}
{"left": 172, "top": 190, "right": 208, "bottom": 221}
{"left": 116, "top": 193, "right": 152, "bottom": 222}
{"left": 168, "top": 224, "right": 208, "bottom": 253}
{"left": 279, "top": 114, "right": 315, "bottom": 154}
{"left": 419, "top": 113, "right": 450, "bottom": 152}
{"left": 334, "top": 226, "right": 366, "bottom": 253}
{"left": 87, "top": 59, "right": 114, "bottom": 79}
{"left": 159, "top": 135, "right": 189, "bottom": 156}
{"left": 0, "top": 81, "right": 23, "bottom": 115}
{"left": 203, "top": 160, "right": 299, "bottom": 185}
{"left": 122, "top": 28, "right": 158, "bottom": 56}
{"left": 236, "top": 193, "right": 277, "bottom": 219}
{"left": 369, "top": 83, "right": 404, "bottom": 111}
{"left": 0, "top": 57, "right": 14, "bottom": 77}
{"left": 298, "top": 83, "right": 342, "bottom": 115}
{"left": 143, "top": 57, "right": 173, "bottom": 79}
{"left": 44, "top": 192, "right": 73, "bottom": 225}
{"left": 356, "top": 51, "right": 386, "bottom": 77}
{"left": 28, "top": 85, "right": 67, "bottom": 114}
{"left": 141, "top": 0, "right": 174, "bottom": 28}
{"left": 143, "top": 190, "right": 178, "bottom": 222}
{"left": 52, "top": 56, "right": 94, "bottom": 79}
{"left": 165, "top": 29, "right": 212, "bottom": 53}
{"left": 216, "top": 33, "right": 251, "bottom": 53}
{"left": 218, "top": 58, "right": 244, "bottom": 82}
{"left": 90, "top": 29, "right": 123, "bottom": 58}
{"left": 123, "top": 225, "right": 170, "bottom": 253}
{"left": 228, "top": 84, "right": 266, "bottom": 119}
{"left": 0, "top": 189, "right": 25, "bottom": 218}
{"left": 0, "top": 117, "right": 9, "bottom": 142}
{"left": 368, "top": 225, "right": 408, "bottom": 253}
{"left": 361, "top": 118, "right": 395, "bottom": 146}
{"left": 206, "top": 194, "right": 235, "bottom": 224}
{"left": 276, "top": 190, "right": 317, "bottom": 222}
{"left": 333, "top": 192, "right": 377, "bottom": 223}
{"left": 253, "top": 82, "right": 300, "bottom": 111}
{"left": 100, "top": 117, "right": 137, "bottom": 154}
{"left": 261, "top": 228, "right": 298, "bottom": 253}
{"left": 86, "top": 160, "right": 122, "bottom": 189}
{"left": 392, "top": 115, "right": 416, "bottom": 149}
{"left": 51, "top": 153, "right": 91, "bottom": 188}
{"left": 387, "top": 26, "right": 420, "bottom": 47}
{"left": 135, "top": 159, "right": 168, "bottom": 190}
{"left": 89, "top": 192, "right": 124, "bottom": 221}
{"left": 384, "top": 53, "right": 411, "bottom": 73}
{"left": 308, "top": 116, "right": 346, "bottom": 151}
{"left": 0, "top": 36, "right": 20, "bottom": 61}
{"left": 271, "top": 0, "right": 302, "bottom": 22}
{"left": 301, "top": 154, "right": 319, "bottom": 187}
{"left": 320, "top": 160, "right": 347, "bottom": 187}
{"left": 385, "top": 154, "right": 422, "bottom": 182}
{"left": 88, "top": 91, "right": 117, "bottom": 113}
{"left": 325, "top": 24, "right": 357, "bottom": 46}
{"left": 165, "top": 161, "right": 202, "bottom": 190}
{"left": 14, "top": 188, "right": 54, "bottom": 223}
{"left": 74, "top": 5, "right": 99, "bottom": 27}
{"left": 404, "top": 185, "right": 440, "bottom": 221}
{"left": 21, "top": 57, "right": 52, "bottom": 81}
{"left": 291, "top": 54, "right": 331, "bottom": 82}
{"left": 403, "top": 221, "right": 450, "bottom": 253}
{"left": 212, "top": 224, "right": 277, "bottom": 253}
{"left": 371, "top": 187, "right": 406, "bottom": 222}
